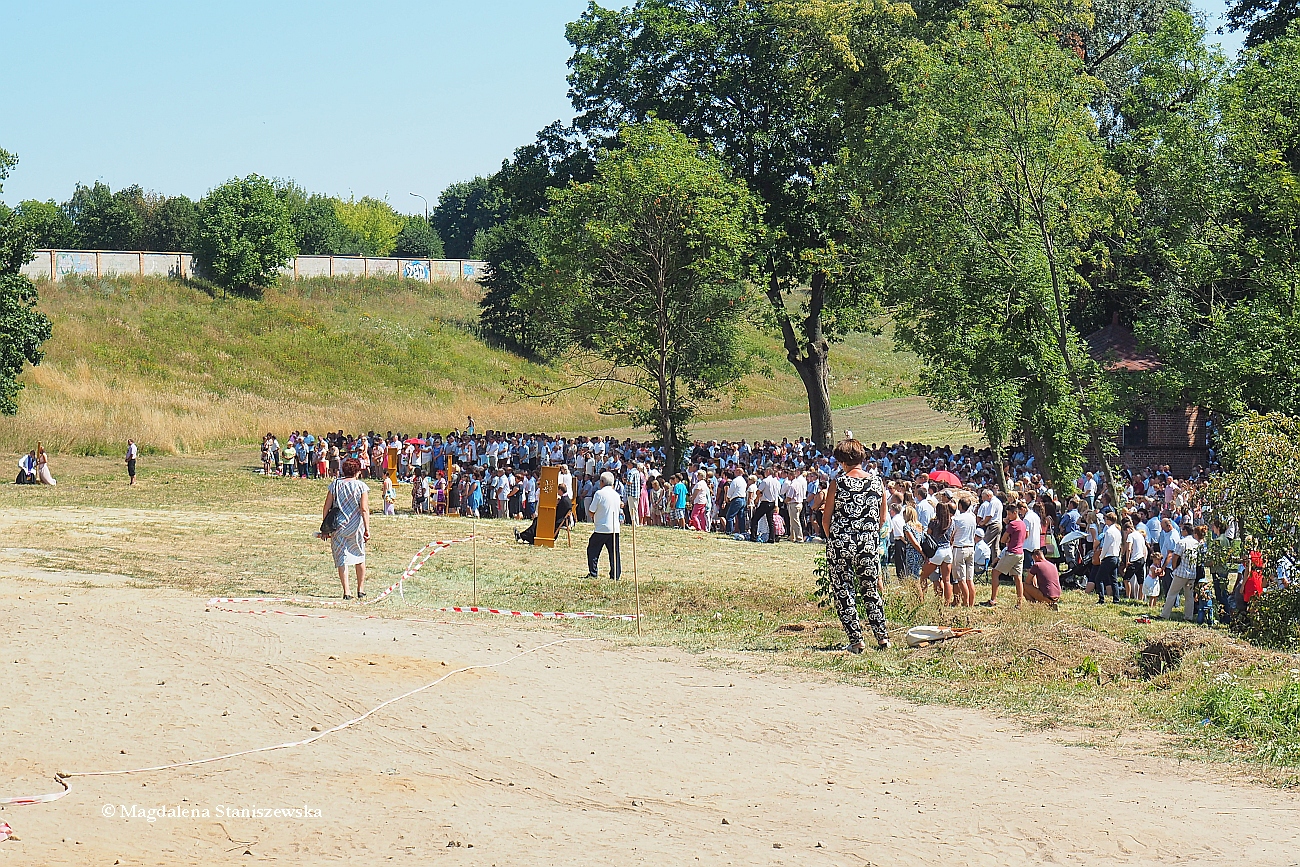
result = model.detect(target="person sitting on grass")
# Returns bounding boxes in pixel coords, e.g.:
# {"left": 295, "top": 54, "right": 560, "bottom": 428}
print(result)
{"left": 1022, "top": 548, "right": 1061, "bottom": 609}
{"left": 516, "top": 484, "right": 574, "bottom": 545}
{"left": 15, "top": 450, "right": 36, "bottom": 485}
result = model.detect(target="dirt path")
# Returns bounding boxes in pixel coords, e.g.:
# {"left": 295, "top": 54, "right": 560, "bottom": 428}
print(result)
{"left": 0, "top": 576, "right": 1293, "bottom": 866}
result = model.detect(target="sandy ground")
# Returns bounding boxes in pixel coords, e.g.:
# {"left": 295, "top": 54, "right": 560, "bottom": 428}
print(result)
{"left": 1, "top": 573, "right": 1296, "bottom": 866}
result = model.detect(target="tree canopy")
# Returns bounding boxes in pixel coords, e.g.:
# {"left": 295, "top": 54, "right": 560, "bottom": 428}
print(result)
{"left": 530, "top": 120, "right": 764, "bottom": 468}
{"left": 565, "top": 0, "right": 913, "bottom": 448}
{"left": 194, "top": 175, "right": 296, "bottom": 298}
{"left": 432, "top": 177, "right": 507, "bottom": 260}
{"left": 0, "top": 148, "right": 53, "bottom": 416}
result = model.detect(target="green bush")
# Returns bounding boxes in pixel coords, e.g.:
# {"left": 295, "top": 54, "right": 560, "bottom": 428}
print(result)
{"left": 1238, "top": 585, "right": 1300, "bottom": 651}
{"left": 194, "top": 175, "right": 295, "bottom": 298}
{"left": 394, "top": 217, "right": 444, "bottom": 258}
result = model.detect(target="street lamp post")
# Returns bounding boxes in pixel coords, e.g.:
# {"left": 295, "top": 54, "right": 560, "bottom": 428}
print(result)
{"left": 409, "top": 192, "right": 429, "bottom": 222}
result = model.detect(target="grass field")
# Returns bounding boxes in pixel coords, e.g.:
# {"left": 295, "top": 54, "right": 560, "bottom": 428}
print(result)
{"left": 585, "top": 396, "right": 983, "bottom": 446}
{"left": 1, "top": 449, "right": 1294, "bottom": 784}
{"left": 0, "top": 274, "right": 936, "bottom": 455}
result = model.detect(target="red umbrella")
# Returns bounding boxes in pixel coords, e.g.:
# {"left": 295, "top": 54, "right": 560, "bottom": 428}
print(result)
{"left": 928, "top": 469, "right": 961, "bottom": 487}
{"left": 404, "top": 438, "right": 426, "bottom": 445}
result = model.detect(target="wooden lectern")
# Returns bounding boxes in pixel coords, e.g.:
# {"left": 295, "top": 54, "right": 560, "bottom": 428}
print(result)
{"left": 534, "top": 466, "right": 561, "bottom": 548}
{"left": 387, "top": 445, "right": 400, "bottom": 486}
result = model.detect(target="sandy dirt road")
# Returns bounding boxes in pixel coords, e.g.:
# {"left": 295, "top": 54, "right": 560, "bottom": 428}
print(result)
{"left": 0, "top": 575, "right": 1295, "bottom": 866}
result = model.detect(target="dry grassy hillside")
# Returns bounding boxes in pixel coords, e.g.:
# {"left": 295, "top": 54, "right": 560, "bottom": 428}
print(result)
{"left": 1, "top": 274, "right": 932, "bottom": 454}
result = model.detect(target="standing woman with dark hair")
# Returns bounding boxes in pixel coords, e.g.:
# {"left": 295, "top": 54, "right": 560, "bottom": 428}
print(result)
{"left": 324, "top": 457, "right": 370, "bottom": 599}
{"left": 919, "top": 502, "right": 956, "bottom": 605}
{"left": 821, "top": 438, "right": 890, "bottom": 653}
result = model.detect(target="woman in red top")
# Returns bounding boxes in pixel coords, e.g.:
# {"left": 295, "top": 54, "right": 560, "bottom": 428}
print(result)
{"left": 1241, "top": 550, "right": 1265, "bottom": 605}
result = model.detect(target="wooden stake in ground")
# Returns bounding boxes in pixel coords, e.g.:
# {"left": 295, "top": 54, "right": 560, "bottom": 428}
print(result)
{"left": 472, "top": 513, "right": 478, "bottom": 607}
{"left": 630, "top": 517, "right": 641, "bottom": 636}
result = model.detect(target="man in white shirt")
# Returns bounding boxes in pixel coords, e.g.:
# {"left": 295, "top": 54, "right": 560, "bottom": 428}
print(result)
{"left": 523, "top": 472, "right": 539, "bottom": 519}
{"left": 1083, "top": 472, "right": 1098, "bottom": 507}
{"left": 751, "top": 466, "right": 783, "bottom": 544}
{"left": 1095, "top": 511, "right": 1123, "bottom": 603}
{"left": 586, "top": 472, "right": 622, "bottom": 581}
{"left": 887, "top": 503, "right": 906, "bottom": 579}
{"left": 1161, "top": 524, "right": 1205, "bottom": 621}
{"left": 915, "top": 484, "right": 936, "bottom": 532}
{"left": 724, "top": 467, "right": 748, "bottom": 535}
{"left": 1022, "top": 502, "right": 1043, "bottom": 562}
{"left": 783, "top": 467, "right": 808, "bottom": 542}
{"left": 976, "top": 489, "right": 1004, "bottom": 556}
{"left": 950, "top": 497, "right": 978, "bottom": 606}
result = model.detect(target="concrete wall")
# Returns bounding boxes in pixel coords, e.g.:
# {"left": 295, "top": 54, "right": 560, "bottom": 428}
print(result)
{"left": 20, "top": 250, "right": 488, "bottom": 283}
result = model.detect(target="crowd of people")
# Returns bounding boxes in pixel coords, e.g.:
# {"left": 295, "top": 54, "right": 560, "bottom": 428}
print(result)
{"left": 272, "top": 420, "right": 1291, "bottom": 650}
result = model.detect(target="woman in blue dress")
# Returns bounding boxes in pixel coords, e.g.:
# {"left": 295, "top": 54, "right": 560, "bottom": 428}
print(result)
{"left": 467, "top": 470, "right": 484, "bottom": 517}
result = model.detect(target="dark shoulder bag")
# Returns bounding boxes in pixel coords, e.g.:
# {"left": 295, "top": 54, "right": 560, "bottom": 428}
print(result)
{"left": 320, "top": 483, "right": 345, "bottom": 537}
{"left": 921, "top": 525, "right": 939, "bottom": 559}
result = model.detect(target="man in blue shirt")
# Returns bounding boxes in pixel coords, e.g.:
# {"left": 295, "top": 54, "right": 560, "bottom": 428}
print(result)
{"left": 1058, "top": 500, "right": 1080, "bottom": 535}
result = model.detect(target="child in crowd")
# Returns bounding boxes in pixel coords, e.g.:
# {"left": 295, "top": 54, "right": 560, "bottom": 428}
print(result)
{"left": 1194, "top": 578, "right": 1216, "bottom": 626}
{"left": 1142, "top": 565, "right": 1162, "bottom": 608}
{"left": 383, "top": 476, "right": 396, "bottom": 517}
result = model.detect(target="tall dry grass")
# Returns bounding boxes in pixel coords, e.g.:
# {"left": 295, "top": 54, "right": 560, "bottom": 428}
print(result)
{"left": 0, "top": 275, "right": 607, "bottom": 455}
{"left": 0, "top": 362, "right": 604, "bottom": 455}
{"left": 3, "top": 273, "right": 931, "bottom": 455}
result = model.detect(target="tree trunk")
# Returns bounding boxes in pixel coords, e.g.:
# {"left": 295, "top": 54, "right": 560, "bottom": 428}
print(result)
{"left": 989, "top": 440, "right": 1010, "bottom": 494}
{"left": 1035, "top": 213, "right": 1123, "bottom": 508}
{"left": 766, "top": 269, "right": 834, "bottom": 450}
{"left": 792, "top": 347, "right": 833, "bottom": 449}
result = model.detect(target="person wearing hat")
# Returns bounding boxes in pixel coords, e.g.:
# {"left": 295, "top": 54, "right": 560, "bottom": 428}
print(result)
{"left": 586, "top": 472, "right": 622, "bottom": 580}
{"left": 973, "top": 526, "right": 991, "bottom": 572}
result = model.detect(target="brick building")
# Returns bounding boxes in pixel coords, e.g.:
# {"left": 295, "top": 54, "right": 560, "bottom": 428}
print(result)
{"left": 1085, "top": 315, "right": 1208, "bottom": 477}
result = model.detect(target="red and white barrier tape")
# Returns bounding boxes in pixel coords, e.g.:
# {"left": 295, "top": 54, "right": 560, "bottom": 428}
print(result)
{"left": 0, "top": 821, "right": 14, "bottom": 840}
{"left": 2, "top": 638, "right": 592, "bottom": 810}
{"left": 206, "top": 537, "right": 467, "bottom": 614}
{"left": 435, "top": 606, "right": 639, "bottom": 621}
{"left": 0, "top": 777, "right": 67, "bottom": 807}
{"left": 2, "top": 531, "right": 642, "bottom": 810}
{"left": 205, "top": 536, "right": 637, "bottom": 622}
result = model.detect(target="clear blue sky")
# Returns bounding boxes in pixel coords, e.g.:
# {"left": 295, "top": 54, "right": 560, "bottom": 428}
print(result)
{"left": 0, "top": 0, "right": 1244, "bottom": 211}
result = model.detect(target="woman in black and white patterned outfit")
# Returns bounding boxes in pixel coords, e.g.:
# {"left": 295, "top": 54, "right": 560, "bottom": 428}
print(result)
{"left": 820, "top": 439, "right": 889, "bottom": 653}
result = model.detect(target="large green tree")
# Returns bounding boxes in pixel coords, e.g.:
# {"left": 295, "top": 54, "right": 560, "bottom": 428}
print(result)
{"left": 479, "top": 122, "right": 595, "bottom": 357}
{"left": 1131, "top": 25, "right": 1300, "bottom": 418}
{"left": 828, "top": 2, "right": 1129, "bottom": 491}
{"left": 61, "top": 181, "right": 145, "bottom": 250}
{"left": 194, "top": 175, "right": 295, "bottom": 298}
{"left": 333, "top": 197, "right": 405, "bottom": 257}
{"left": 145, "top": 194, "right": 199, "bottom": 252}
{"left": 14, "top": 200, "right": 76, "bottom": 249}
{"left": 533, "top": 121, "right": 764, "bottom": 469}
{"left": 0, "top": 149, "right": 53, "bottom": 415}
{"left": 1226, "top": 0, "right": 1299, "bottom": 47}
{"left": 565, "top": 0, "right": 913, "bottom": 448}
{"left": 431, "top": 177, "right": 507, "bottom": 259}
{"left": 393, "top": 216, "right": 445, "bottom": 258}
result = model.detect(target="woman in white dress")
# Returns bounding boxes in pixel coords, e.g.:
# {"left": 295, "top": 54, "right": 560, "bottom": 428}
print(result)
{"left": 323, "top": 458, "right": 370, "bottom": 599}
{"left": 36, "top": 444, "right": 55, "bottom": 486}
